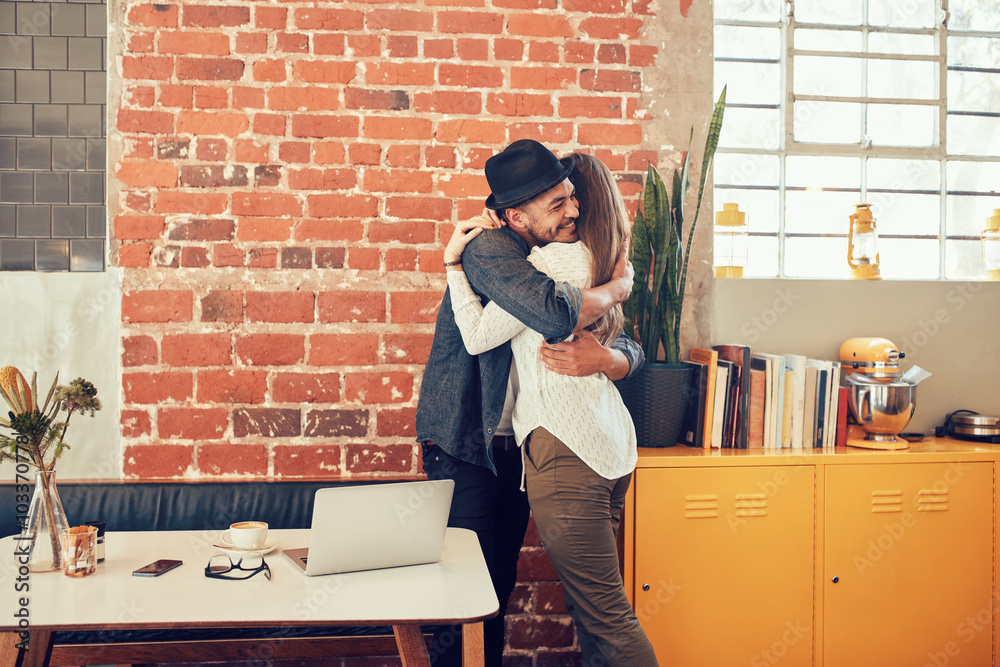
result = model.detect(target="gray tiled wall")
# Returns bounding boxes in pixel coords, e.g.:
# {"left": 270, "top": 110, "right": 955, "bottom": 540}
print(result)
{"left": 0, "top": 0, "right": 106, "bottom": 271}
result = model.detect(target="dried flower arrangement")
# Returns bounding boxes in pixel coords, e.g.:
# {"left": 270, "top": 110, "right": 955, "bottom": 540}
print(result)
{"left": 0, "top": 366, "right": 102, "bottom": 472}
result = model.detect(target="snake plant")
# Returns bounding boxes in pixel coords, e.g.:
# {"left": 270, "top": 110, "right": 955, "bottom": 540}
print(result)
{"left": 624, "top": 87, "right": 727, "bottom": 365}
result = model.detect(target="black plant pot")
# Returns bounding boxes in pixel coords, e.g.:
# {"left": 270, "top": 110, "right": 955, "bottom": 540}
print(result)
{"left": 616, "top": 363, "right": 691, "bottom": 448}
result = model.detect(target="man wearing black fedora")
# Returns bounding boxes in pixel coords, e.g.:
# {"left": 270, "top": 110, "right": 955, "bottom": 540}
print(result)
{"left": 416, "top": 139, "right": 643, "bottom": 666}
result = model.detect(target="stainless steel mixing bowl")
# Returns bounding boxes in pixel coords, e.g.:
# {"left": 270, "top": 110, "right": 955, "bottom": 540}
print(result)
{"left": 847, "top": 379, "right": 916, "bottom": 441}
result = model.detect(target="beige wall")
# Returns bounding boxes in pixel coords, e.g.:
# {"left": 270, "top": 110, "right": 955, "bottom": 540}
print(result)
{"left": 712, "top": 279, "right": 1000, "bottom": 434}
{"left": 0, "top": 271, "right": 122, "bottom": 478}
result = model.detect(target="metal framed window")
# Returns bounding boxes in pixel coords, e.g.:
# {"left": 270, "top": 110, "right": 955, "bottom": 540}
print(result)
{"left": 0, "top": 0, "right": 107, "bottom": 272}
{"left": 713, "top": 0, "right": 1000, "bottom": 280}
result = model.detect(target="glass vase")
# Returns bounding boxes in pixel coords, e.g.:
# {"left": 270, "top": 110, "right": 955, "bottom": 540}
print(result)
{"left": 21, "top": 470, "right": 70, "bottom": 572}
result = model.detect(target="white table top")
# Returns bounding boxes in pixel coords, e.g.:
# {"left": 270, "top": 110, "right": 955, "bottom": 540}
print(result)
{"left": 0, "top": 528, "right": 498, "bottom": 630}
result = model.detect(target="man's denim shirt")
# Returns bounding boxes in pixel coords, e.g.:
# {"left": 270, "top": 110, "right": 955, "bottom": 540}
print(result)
{"left": 416, "top": 226, "right": 645, "bottom": 474}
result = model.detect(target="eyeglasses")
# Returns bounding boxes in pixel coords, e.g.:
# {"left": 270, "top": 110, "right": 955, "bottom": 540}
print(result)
{"left": 204, "top": 553, "right": 271, "bottom": 581}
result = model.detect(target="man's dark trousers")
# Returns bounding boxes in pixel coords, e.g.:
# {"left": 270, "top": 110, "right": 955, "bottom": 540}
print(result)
{"left": 422, "top": 438, "right": 530, "bottom": 667}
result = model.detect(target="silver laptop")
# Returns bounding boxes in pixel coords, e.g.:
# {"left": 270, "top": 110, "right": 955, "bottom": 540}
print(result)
{"left": 283, "top": 479, "right": 454, "bottom": 576}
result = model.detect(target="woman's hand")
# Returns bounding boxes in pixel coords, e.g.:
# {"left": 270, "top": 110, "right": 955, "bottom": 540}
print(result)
{"left": 444, "top": 216, "right": 500, "bottom": 269}
{"left": 481, "top": 208, "right": 505, "bottom": 228}
{"left": 611, "top": 243, "right": 634, "bottom": 302}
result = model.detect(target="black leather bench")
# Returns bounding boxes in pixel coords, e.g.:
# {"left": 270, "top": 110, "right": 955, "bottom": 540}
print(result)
{"left": 0, "top": 479, "right": 427, "bottom": 666}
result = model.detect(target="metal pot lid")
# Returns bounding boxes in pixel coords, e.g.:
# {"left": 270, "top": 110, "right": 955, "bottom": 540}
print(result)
{"left": 954, "top": 424, "right": 1000, "bottom": 437}
{"left": 952, "top": 414, "right": 1000, "bottom": 427}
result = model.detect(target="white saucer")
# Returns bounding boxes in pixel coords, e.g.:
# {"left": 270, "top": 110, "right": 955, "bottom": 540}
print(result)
{"left": 213, "top": 537, "right": 280, "bottom": 558}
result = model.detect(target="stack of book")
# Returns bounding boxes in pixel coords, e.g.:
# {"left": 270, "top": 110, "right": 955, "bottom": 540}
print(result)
{"left": 680, "top": 344, "right": 848, "bottom": 449}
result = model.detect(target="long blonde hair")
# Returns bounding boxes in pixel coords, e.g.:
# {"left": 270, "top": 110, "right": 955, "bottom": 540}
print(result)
{"left": 568, "top": 153, "right": 631, "bottom": 346}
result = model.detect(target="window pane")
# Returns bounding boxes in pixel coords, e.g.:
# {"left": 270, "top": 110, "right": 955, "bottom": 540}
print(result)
{"left": 717, "top": 107, "right": 780, "bottom": 150}
{"left": 0, "top": 239, "right": 34, "bottom": 270}
{"left": 36, "top": 239, "right": 69, "bottom": 271}
{"left": 947, "top": 195, "right": 999, "bottom": 237}
{"left": 948, "top": 36, "right": 1000, "bottom": 69}
{"left": 786, "top": 156, "right": 861, "bottom": 189}
{"left": 715, "top": 0, "right": 783, "bottom": 22}
{"left": 0, "top": 173, "right": 32, "bottom": 203}
{"left": 714, "top": 188, "right": 779, "bottom": 233}
{"left": 53, "top": 206, "right": 86, "bottom": 237}
{"left": 0, "top": 138, "right": 12, "bottom": 169}
{"left": 870, "top": 32, "right": 936, "bottom": 56}
{"left": 37, "top": 173, "right": 68, "bottom": 204}
{"left": 868, "top": 0, "right": 936, "bottom": 29}
{"left": 0, "top": 104, "right": 33, "bottom": 136}
{"left": 0, "top": 206, "right": 12, "bottom": 237}
{"left": 794, "top": 56, "right": 864, "bottom": 96}
{"left": 35, "top": 105, "right": 68, "bottom": 137}
{"left": 867, "top": 193, "right": 940, "bottom": 236}
{"left": 715, "top": 153, "right": 781, "bottom": 187}
{"left": 69, "top": 238, "right": 103, "bottom": 271}
{"left": 794, "top": 101, "right": 862, "bottom": 143}
{"left": 794, "top": 29, "right": 862, "bottom": 51}
{"left": 868, "top": 59, "right": 938, "bottom": 99}
{"left": 16, "top": 71, "right": 49, "bottom": 103}
{"left": 948, "top": 115, "right": 1000, "bottom": 157}
{"left": 948, "top": 0, "right": 1000, "bottom": 31}
{"left": 948, "top": 71, "right": 1000, "bottom": 114}
{"left": 746, "top": 235, "right": 779, "bottom": 277}
{"left": 53, "top": 138, "right": 88, "bottom": 171}
{"left": 947, "top": 160, "right": 1000, "bottom": 194}
{"left": 87, "top": 206, "right": 105, "bottom": 238}
{"left": 18, "top": 138, "right": 52, "bottom": 170}
{"left": 795, "top": 0, "right": 862, "bottom": 26}
{"left": 867, "top": 104, "right": 938, "bottom": 148}
{"left": 945, "top": 239, "right": 987, "bottom": 280}
{"left": 715, "top": 61, "right": 781, "bottom": 105}
{"left": 868, "top": 158, "right": 941, "bottom": 191}
{"left": 878, "top": 238, "right": 940, "bottom": 279}
{"left": 786, "top": 190, "right": 860, "bottom": 234}
{"left": 784, "top": 237, "right": 850, "bottom": 278}
{"left": 715, "top": 25, "right": 781, "bottom": 60}
{"left": 17, "top": 205, "right": 50, "bottom": 237}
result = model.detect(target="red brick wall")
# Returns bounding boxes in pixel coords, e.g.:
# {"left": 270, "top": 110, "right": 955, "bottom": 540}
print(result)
{"left": 113, "top": 0, "right": 661, "bottom": 660}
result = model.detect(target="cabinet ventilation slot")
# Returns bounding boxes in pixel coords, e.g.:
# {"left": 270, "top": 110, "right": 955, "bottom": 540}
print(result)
{"left": 684, "top": 494, "right": 719, "bottom": 518}
{"left": 734, "top": 493, "right": 768, "bottom": 518}
{"left": 871, "top": 490, "right": 903, "bottom": 513}
{"left": 916, "top": 489, "right": 949, "bottom": 512}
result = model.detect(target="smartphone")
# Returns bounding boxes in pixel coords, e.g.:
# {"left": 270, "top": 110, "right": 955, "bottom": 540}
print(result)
{"left": 132, "top": 559, "right": 183, "bottom": 577}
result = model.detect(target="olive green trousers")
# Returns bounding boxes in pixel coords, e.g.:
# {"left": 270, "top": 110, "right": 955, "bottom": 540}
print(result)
{"left": 524, "top": 427, "right": 658, "bottom": 667}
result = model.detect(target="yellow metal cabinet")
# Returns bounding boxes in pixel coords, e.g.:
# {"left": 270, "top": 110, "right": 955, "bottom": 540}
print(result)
{"left": 823, "top": 462, "right": 994, "bottom": 667}
{"left": 633, "top": 465, "right": 816, "bottom": 666}
{"left": 626, "top": 440, "right": 997, "bottom": 666}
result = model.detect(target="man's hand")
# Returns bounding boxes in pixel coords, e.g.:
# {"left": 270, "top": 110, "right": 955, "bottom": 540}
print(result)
{"left": 539, "top": 329, "right": 630, "bottom": 380}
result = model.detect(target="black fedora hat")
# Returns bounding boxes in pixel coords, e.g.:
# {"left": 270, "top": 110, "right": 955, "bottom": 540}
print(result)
{"left": 484, "top": 139, "right": 574, "bottom": 210}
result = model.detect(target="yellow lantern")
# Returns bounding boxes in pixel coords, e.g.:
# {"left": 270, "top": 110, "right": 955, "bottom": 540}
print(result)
{"left": 714, "top": 203, "right": 748, "bottom": 278}
{"left": 848, "top": 203, "right": 881, "bottom": 280}
{"left": 983, "top": 208, "right": 1000, "bottom": 281}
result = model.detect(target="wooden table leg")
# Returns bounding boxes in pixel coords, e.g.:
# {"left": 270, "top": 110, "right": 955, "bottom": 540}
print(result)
{"left": 462, "top": 622, "right": 484, "bottom": 667}
{"left": 393, "top": 624, "right": 431, "bottom": 667}
{"left": 0, "top": 631, "right": 52, "bottom": 667}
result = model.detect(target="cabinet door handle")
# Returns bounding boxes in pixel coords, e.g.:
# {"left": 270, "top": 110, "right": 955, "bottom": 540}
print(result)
{"left": 642, "top": 583, "right": 650, "bottom": 591}
{"left": 831, "top": 576, "right": 840, "bottom": 583}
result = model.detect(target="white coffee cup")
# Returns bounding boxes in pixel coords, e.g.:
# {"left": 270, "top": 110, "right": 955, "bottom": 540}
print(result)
{"left": 221, "top": 521, "right": 268, "bottom": 550}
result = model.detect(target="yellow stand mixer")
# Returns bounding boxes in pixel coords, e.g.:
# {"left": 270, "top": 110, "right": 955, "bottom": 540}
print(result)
{"left": 839, "top": 337, "right": 916, "bottom": 450}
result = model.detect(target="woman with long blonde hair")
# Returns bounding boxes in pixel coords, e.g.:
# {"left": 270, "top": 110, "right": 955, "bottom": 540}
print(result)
{"left": 443, "top": 152, "right": 658, "bottom": 666}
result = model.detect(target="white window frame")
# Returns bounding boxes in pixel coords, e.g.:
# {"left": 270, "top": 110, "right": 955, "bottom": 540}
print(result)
{"left": 713, "top": 0, "right": 1000, "bottom": 280}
